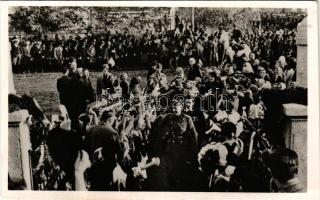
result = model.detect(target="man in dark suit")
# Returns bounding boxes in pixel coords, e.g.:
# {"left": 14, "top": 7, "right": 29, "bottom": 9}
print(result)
{"left": 187, "top": 57, "right": 203, "bottom": 81}
{"left": 57, "top": 67, "right": 81, "bottom": 130}
{"left": 270, "top": 34, "right": 284, "bottom": 65}
{"left": 11, "top": 39, "right": 22, "bottom": 73}
{"left": 82, "top": 68, "right": 95, "bottom": 104}
{"left": 96, "top": 64, "right": 113, "bottom": 95}
{"left": 57, "top": 68, "right": 72, "bottom": 113}
{"left": 75, "top": 68, "right": 95, "bottom": 116}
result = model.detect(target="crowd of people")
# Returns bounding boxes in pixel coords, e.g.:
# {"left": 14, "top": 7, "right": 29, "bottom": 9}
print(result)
{"left": 10, "top": 10, "right": 304, "bottom": 74}
{"left": 9, "top": 13, "right": 307, "bottom": 192}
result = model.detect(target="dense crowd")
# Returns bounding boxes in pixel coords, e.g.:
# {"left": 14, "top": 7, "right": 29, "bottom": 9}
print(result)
{"left": 9, "top": 13, "right": 307, "bottom": 192}
{"left": 10, "top": 10, "right": 304, "bottom": 73}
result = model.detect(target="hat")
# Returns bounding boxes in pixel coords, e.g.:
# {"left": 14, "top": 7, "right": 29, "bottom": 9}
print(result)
{"left": 172, "top": 98, "right": 184, "bottom": 108}
{"left": 186, "top": 38, "right": 192, "bottom": 44}
{"left": 189, "top": 57, "right": 196, "bottom": 64}
{"left": 176, "top": 67, "right": 184, "bottom": 74}
{"left": 108, "top": 57, "right": 115, "bottom": 67}
{"left": 243, "top": 62, "right": 254, "bottom": 74}
{"left": 278, "top": 56, "right": 287, "bottom": 67}
{"left": 12, "top": 39, "right": 19, "bottom": 43}
{"left": 78, "top": 113, "right": 90, "bottom": 124}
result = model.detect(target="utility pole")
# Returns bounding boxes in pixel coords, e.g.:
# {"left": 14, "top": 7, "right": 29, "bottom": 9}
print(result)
{"left": 192, "top": 7, "right": 195, "bottom": 32}
{"left": 170, "top": 7, "right": 176, "bottom": 30}
{"left": 259, "top": 13, "right": 262, "bottom": 35}
{"left": 90, "top": 8, "right": 92, "bottom": 27}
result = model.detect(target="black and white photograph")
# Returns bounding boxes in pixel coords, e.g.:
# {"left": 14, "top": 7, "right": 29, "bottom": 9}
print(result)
{"left": 1, "top": 1, "right": 319, "bottom": 198}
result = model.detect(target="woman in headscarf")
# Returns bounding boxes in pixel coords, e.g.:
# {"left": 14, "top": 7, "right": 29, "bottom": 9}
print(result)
{"left": 129, "top": 77, "right": 142, "bottom": 96}
{"left": 121, "top": 114, "right": 149, "bottom": 191}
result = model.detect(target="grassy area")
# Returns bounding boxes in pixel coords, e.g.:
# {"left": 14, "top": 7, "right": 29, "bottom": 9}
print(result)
{"left": 13, "top": 69, "right": 175, "bottom": 118}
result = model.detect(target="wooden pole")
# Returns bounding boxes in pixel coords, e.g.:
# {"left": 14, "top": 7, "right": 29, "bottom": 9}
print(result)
{"left": 192, "top": 7, "right": 195, "bottom": 31}
{"left": 170, "top": 7, "right": 176, "bottom": 30}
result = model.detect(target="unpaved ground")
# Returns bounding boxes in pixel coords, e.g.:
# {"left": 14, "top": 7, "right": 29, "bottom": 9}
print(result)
{"left": 13, "top": 70, "right": 175, "bottom": 118}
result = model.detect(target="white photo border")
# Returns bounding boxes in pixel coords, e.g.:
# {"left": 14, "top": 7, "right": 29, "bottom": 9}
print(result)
{"left": 0, "top": 1, "right": 319, "bottom": 200}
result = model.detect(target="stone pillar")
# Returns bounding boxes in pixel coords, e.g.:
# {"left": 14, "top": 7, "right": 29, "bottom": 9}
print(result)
{"left": 8, "top": 110, "right": 32, "bottom": 190}
{"left": 296, "top": 17, "right": 307, "bottom": 88}
{"left": 282, "top": 103, "right": 307, "bottom": 191}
